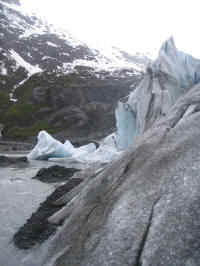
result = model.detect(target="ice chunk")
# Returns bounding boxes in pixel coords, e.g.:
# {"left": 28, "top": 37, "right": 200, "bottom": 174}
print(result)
{"left": 73, "top": 143, "right": 97, "bottom": 159}
{"left": 28, "top": 131, "right": 74, "bottom": 160}
{"left": 48, "top": 134, "right": 120, "bottom": 164}
{"left": 82, "top": 134, "right": 121, "bottom": 163}
{"left": 28, "top": 131, "right": 98, "bottom": 162}
{"left": 64, "top": 140, "right": 75, "bottom": 151}
{"left": 115, "top": 102, "right": 136, "bottom": 151}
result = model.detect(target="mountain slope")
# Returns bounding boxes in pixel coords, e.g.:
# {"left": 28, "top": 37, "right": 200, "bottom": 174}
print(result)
{"left": 0, "top": 0, "right": 148, "bottom": 141}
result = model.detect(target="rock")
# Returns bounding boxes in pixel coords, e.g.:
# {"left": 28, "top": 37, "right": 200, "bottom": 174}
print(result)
{"left": 0, "top": 123, "right": 4, "bottom": 138}
{"left": 0, "top": 155, "right": 28, "bottom": 166}
{"left": 33, "top": 165, "right": 80, "bottom": 183}
{"left": 34, "top": 82, "right": 200, "bottom": 266}
{"left": 17, "top": 39, "right": 200, "bottom": 266}
{"left": 49, "top": 106, "right": 89, "bottom": 128}
{"left": 32, "top": 87, "right": 50, "bottom": 105}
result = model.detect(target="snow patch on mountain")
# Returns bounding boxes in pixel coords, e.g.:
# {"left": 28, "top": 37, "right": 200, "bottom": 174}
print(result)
{"left": 0, "top": 0, "right": 20, "bottom": 11}
{"left": 46, "top": 41, "right": 58, "bottom": 48}
{"left": 10, "top": 49, "right": 42, "bottom": 75}
{"left": 0, "top": 63, "right": 7, "bottom": 75}
{"left": 0, "top": 0, "right": 84, "bottom": 49}
{"left": 62, "top": 56, "right": 142, "bottom": 75}
{"left": 0, "top": 0, "right": 149, "bottom": 76}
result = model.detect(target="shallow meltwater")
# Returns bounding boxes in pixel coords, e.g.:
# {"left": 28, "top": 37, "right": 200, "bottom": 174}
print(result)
{"left": 0, "top": 154, "right": 68, "bottom": 266}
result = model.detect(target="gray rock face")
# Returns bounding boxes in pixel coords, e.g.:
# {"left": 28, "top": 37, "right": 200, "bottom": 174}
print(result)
{"left": 30, "top": 82, "right": 200, "bottom": 266}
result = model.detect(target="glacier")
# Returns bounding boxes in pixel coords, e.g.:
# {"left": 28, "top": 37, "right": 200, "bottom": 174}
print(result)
{"left": 28, "top": 37, "right": 200, "bottom": 162}
{"left": 115, "top": 37, "right": 200, "bottom": 150}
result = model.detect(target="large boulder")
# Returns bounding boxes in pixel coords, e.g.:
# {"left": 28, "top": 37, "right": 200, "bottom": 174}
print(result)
{"left": 35, "top": 81, "right": 200, "bottom": 266}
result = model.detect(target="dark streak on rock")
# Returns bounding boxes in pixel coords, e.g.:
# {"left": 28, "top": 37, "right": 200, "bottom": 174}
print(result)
{"left": 135, "top": 197, "right": 161, "bottom": 266}
{"left": 13, "top": 177, "right": 83, "bottom": 249}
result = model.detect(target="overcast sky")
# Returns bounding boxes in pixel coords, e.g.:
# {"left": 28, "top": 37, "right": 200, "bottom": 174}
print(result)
{"left": 20, "top": 0, "right": 200, "bottom": 58}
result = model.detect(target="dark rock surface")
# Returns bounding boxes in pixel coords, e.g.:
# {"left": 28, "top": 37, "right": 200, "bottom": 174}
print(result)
{"left": 33, "top": 165, "right": 80, "bottom": 183}
{"left": 31, "top": 83, "right": 200, "bottom": 266}
{"left": 0, "top": 155, "right": 28, "bottom": 166}
{"left": 13, "top": 177, "right": 83, "bottom": 249}
{"left": 6, "top": 70, "right": 140, "bottom": 141}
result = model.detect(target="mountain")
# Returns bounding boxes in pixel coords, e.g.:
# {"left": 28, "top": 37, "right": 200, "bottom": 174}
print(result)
{"left": 0, "top": 0, "right": 149, "bottom": 142}
{"left": 12, "top": 38, "right": 200, "bottom": 266}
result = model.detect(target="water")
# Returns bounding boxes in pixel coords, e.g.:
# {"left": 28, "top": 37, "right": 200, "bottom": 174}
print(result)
{"left": 0, "top": 154, "right": 64, "bottom": 266}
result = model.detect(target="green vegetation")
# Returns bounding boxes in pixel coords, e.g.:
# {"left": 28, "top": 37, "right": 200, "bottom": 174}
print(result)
{"left": 2, "top": 100, "right": 58, "bottom": 139}
{"left": 0, "top": 71, "right": 85, "bottom": 139}
{"left": 15, "top": 71, "right": 83, "bottom": 103}
{"left": 5, "top": 120, "right": 58, "bottom": 139}
{"left": 4, "top": 103, "right": 37, "bottom": 126}
{"left": 0, "top": 91, "right": 10, "bottom": 123}
{"left": 0, "top": 91, "right": 10, "bottom": 108}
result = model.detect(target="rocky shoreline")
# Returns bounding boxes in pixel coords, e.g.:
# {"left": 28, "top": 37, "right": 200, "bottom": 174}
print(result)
{"left": 0, "top": 140, "right": 34, "bottom": 153}
{"left": 14, "top": 173, "right": 83, "bottom": 249}
{"left": 13, "top": 164, "right": 104, "bottom": 250}
{"left": 0, "top": 155, "right": 28, "bottom": 167}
